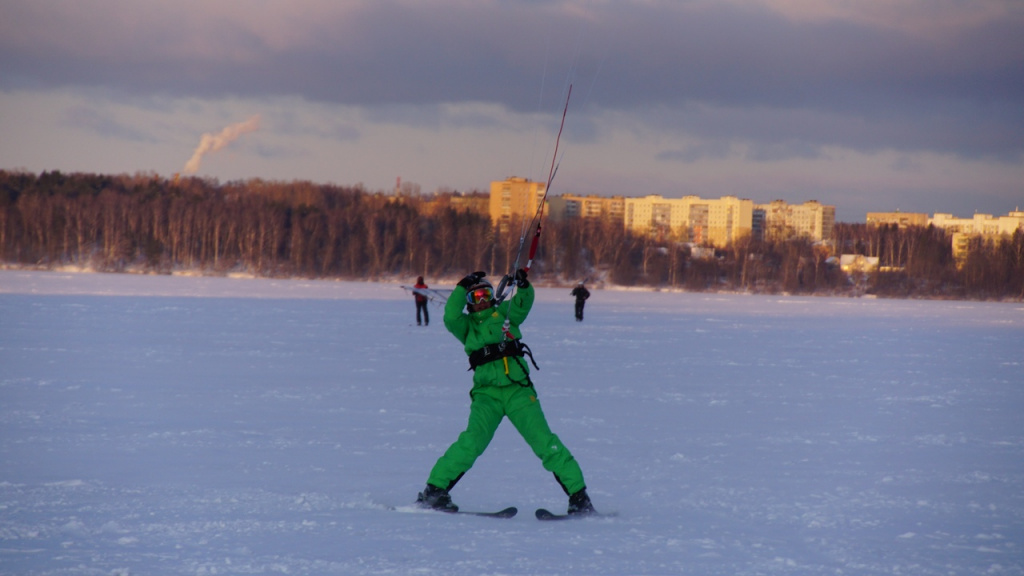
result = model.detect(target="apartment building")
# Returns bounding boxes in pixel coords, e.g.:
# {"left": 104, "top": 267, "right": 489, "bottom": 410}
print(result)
{"left": 930, "top": 211, "right": 1024, "bottom": 236}
{"left": 622, "top": 195, "right": 753, "bottom": 247}
{"left": 866, "top": 211, "right": 928, "bottom": 228}
{"left": 486, "top": 178, "right": 838, "bottom": 247}
{"left": 551, "top": 194, "right": 626, "bottom": 222}
{"left": 757, "top": 200, "right": 836, "bottom": 242}
{"left": 489, "top": 177, "right": 546, "bottom": 227}
{"left": 930, "top": 211, "right": 1024, "bottom": 259}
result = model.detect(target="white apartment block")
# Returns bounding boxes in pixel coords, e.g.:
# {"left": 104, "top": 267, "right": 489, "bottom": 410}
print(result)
{"left": 929, "top": 211, "right": 1024, "bottom": 259}
{"left": 555, "top": 194, "right": 626, "bottom": 221}
{"left": 623, "top": 195, "right": 753, "bottom": 247}
{"left": 929, "top": 211, "right": 1024, "bottom": 236}
{"left": 488, "top": 182, "right": 841, "bottom": 247}
{"left": 756, "top": 200, "right": 836, "bottom": 242}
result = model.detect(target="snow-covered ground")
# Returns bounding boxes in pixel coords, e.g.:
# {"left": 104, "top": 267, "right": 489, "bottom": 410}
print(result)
{"left": 1, "top": 270, "right": 1022, "bottom": 576}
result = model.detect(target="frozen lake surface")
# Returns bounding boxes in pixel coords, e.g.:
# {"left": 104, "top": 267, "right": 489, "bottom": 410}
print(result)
{"left": 1, "top": 270, "right": 1022, "bottom": 575}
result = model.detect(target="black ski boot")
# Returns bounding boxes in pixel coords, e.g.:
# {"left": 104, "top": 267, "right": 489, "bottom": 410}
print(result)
{"left": 567, "top": 488, "right": 596, "bottom": 516}
{"left": 416, "top": 484, "right": 459, "bottom": 513}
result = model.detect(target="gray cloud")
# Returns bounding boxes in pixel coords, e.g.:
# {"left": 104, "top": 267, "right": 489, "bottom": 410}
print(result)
{"left": 60, "top": 105, "right": 152, "bottom": 142}
{"left": 1, "top": 0, "right": 1022, "bottom": 204}
{"left": 4, "top": 3, "right": 1020, "bottom": 106}
{"left": 5, "top": 1, "right": 1020, "bottom": 164}
{"left": 657, "top": 141, "right": 733, "bottom": 164}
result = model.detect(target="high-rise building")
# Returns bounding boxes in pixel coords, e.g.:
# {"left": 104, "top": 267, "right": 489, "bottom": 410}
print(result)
{"left": 930, "top": 211, "right": 1024, "bottom": 260}
{"left": 552, "top": 194, "right": 626, "bottom": 222}
{"left": 929, "top": 211, "right": 1024, "bottom": 236}
{"left": 622, "top": 195, "right": 753, "bottom": 247}
{"left": 489, "top": 177, "right": 546, "bottom": 228}
{"left": 756, "top": 200, "right": 835, "bottom": 242}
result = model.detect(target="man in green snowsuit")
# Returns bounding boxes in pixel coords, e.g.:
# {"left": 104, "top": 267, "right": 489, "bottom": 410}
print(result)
{"left": 416, "top": 269, "right": 596, "bottom": 516}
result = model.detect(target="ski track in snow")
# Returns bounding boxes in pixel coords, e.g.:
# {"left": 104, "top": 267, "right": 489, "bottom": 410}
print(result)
{"left": 1, "top": 270, "right": 1022, "bottom": 575}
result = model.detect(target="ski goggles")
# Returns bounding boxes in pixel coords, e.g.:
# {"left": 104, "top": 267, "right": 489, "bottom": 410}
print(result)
{"left": 466, "top": 286, "right": 494, "bottom": 306}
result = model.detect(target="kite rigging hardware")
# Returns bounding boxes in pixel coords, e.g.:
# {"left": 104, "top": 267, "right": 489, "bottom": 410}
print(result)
{"left": 494, "top": 84, "right": 572, "bottom": 305}
{"left": 492, "top": 84, "right": 572, "bottom": 344}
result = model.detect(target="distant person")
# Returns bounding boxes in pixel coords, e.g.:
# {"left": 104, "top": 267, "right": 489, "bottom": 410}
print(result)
{"left": 414, "top": 276, "right": 429, "bottom": 326}
{"left": 570, "top": 281, "right": 590, "bottom": 322}
{"left": 415, "top": 269, "right": 597, "bottom": 516}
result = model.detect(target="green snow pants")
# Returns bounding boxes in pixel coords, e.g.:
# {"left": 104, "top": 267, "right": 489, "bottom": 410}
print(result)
{"left": 427, "top": 383, "right": 586, "bottom": 495}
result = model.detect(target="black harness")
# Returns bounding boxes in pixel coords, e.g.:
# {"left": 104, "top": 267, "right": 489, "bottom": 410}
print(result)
{"left": 467, "top": 339, "right": 539, "bottom": 382}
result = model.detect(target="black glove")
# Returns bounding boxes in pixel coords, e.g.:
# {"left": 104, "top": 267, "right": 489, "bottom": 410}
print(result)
{"left": 514, "top": 268, "right": 529, "bottom": 288}
{"left": 457, "top": 271, "right": 487, "bottom": 289}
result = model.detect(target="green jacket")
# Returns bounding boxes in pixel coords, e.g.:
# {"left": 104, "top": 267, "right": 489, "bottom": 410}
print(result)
{"left": 444, "top": 284, "right": 535, "bottom": 388}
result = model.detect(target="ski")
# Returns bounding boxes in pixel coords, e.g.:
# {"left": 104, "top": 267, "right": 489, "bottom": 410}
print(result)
{"left": 535, "top": 508, "right": 615, "bottom": 521}
{"left": 459, "top": 506, "right": 518, "bottom": 518}
{"left": 535, "top": 508, "right": 573, "bottom": 521}
{"left": 388, "top": 505, "right": 517, "bottom": 518}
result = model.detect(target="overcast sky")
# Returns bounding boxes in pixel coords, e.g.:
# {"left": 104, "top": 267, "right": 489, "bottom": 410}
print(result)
{"left": 1, "top": 0, "right": 1022, "bottom": 222}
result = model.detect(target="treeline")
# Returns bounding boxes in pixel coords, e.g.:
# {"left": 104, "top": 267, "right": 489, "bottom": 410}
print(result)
{"left": 831, "top": 222, "right": 1024, "bottom": 299}
{"left": 2, "top": 170, "right": 1022, "bottom": 300}
{"left": 0, "top": 170, "right": 496, "bottom": 279}
{"left": 544, "top": 219, "right": 1021, "bottom": 299}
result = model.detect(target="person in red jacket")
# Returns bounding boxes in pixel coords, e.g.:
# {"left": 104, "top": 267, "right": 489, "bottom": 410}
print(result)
{"left": 413, "top": 276, "right": 429, "bottom": 326}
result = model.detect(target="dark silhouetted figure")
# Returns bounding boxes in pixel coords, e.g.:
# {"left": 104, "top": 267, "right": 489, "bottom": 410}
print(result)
{"left": 570, "top": 281, "right": 590, "bottom": 322}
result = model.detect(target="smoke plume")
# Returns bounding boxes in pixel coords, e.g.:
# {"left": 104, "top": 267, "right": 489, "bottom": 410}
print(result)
{"left": 183, "top": 115, "right": 261, "bottom": 174}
